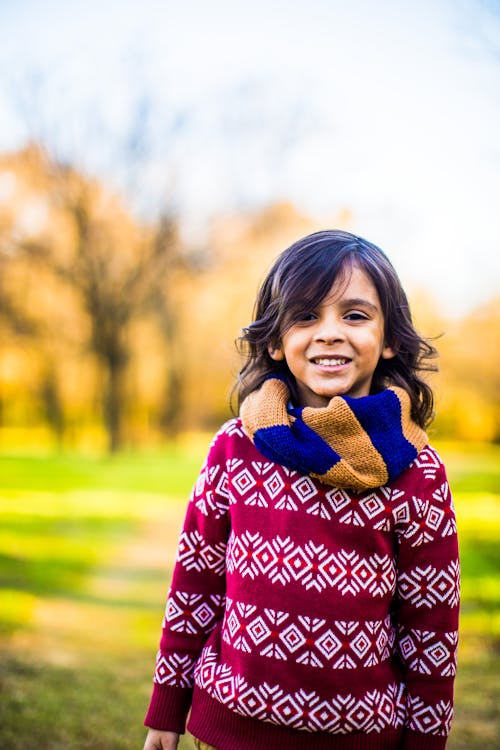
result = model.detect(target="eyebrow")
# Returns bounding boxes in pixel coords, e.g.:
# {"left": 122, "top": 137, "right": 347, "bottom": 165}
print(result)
{"left": 337, "top": 297, "right": 380, "bottom": 313}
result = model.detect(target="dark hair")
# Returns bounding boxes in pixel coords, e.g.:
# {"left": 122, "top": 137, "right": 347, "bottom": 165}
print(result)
{"left": 234, "top": 229, "right": 437, "bottom": 428}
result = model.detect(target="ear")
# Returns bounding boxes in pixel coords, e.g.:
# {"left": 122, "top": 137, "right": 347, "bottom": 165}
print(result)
{"left": 381, "top": 343, "right": 396, "bottom": 360}
{"left": 268, "top": 344, "right": 285, "bottom": 361}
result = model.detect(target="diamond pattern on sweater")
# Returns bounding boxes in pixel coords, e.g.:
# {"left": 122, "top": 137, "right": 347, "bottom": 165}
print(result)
{"left": 433, "top": 482, "right": 458, "bottom": 537}
{"left": 222, "top": 598, "right": 394, "bottom": 670}
{"left": 195, "top": 645, "right": 406, "bottom": 733}
{"left": 192, "top": 464, "right": 230, "bottom": 519}
{"left": 402, "top": 496, "right": 444, "bottom": 547}
{"left": 398, "top": 627, "right": 458, "bottom": 676}
{"left": 154, "top": 650, "right": 196, "bottom": 687}
{"left": 226, "top": 531, "right": 396, "bottom": 596}
{"left": 219, "top": 450, "right": 455, "bottom": 544}
{"left": 177, "top": 530, "right": 226, "bottom": 575}
{"left": 398, "top": 560, "right": 460, "bottom": 609}
{"left": 407, "top": 694, "right": 453, "bottom": 736}
{"left": 165, "top": 591, "right": 225, "bottom": 635}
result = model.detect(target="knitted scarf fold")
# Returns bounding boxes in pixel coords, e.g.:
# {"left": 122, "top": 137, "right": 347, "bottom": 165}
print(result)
{"left": 240, "top": 376, "right": 427, "bottom": 491}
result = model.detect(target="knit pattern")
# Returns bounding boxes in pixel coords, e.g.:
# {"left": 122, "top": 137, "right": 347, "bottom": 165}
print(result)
{"left": 240, "top": 376, "right": 428, "bottom": 491}
{"left": 145, "top": 419, "right": 459, "bottom": 750}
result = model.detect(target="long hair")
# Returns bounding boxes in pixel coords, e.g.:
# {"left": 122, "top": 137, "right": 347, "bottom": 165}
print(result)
{"left": 234, "top": 229, "right": 437, "bottom": 428}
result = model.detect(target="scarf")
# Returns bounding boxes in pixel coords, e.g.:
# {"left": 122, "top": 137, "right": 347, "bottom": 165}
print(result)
{"left": 240, "top": 376, "right": 427, "bottom": 491}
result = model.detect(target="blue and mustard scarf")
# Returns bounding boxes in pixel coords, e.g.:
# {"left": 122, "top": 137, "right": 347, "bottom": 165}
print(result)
{"left": 240, "top": 376, "right": 427, "bottom": 491}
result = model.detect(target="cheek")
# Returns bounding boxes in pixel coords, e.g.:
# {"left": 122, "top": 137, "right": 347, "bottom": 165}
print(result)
{"left": 281, "top": 331, "right": 306, "bottom": 355}
{"left": 361, "top": 330, "right": 387, "bottom": 359}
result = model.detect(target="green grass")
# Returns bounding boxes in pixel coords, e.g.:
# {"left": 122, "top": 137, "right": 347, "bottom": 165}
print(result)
{"left": 0, "top": 440, "right": 499, "bottom": 749}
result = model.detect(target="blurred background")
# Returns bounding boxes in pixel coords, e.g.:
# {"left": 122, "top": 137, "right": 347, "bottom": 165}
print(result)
{"left": 0, "top": 1, "right": 498, "bottom": 748}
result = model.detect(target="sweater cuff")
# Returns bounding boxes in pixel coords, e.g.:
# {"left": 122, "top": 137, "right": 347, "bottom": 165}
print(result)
{"left": 402, "top": 729, "right": 449, "bottom": 750}
{"left": 144, "top": 684, "right": 193, "bottom": 733}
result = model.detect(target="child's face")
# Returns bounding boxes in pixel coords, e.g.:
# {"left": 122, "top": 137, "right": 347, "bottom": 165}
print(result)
{"left": 269, "top": 265, "right": 395, "bottom": 407}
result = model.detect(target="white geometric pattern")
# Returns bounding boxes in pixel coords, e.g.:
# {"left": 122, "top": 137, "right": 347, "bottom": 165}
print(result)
{"left": 398, "top": 627, "right": 458, "bottom": 676}
{"left": 226, "top": 531, "right": 396, "bottom": 596}
{"left": 396, "top": 480, "right": 457, "bottom": 547}
{"left": 413, "top": 446, "right": 442, "bottom": 480}
{"left": 195, "top": 645, "right": 406, "bottom": 733}
{"left": 227, "top": 461, "right": 320, "bottom": 512}
{"left": 222, "top": 597, "right": 394, "bottom": 669}
{"left": 212, "top": 445, "right": 456, "bottom": 545}
{"left": 221, "top": 419, "right": 246, "bottom": 438}
{"left": 398, "top": 560, "right": 460, "bottom": 609}
{"left": 322, "top": 487, "right": 395, "bottom": 529}
{"left": 191, "top": 463, "right": 230, "bottom": 519}
{"left": 166, "top": 591, "right": 225, "bottom": 635}
{"left": 407, "top": 694, "right": 453, "bottom": 735}
{"left": 232, "top": 461, "right": 275, "bottom": 508}
{"left": 177, "top": 530, "right": 226, "bottom": 575}
{"left": 207, "top": 419, "right": 246, "bottom": 452}
{"left": 154, "top": 650, "right": 196, "bottom": 687}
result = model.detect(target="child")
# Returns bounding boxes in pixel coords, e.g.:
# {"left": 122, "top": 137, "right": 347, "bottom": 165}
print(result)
{"left": 143, "top": 230, "right": 459, "bottom": 750}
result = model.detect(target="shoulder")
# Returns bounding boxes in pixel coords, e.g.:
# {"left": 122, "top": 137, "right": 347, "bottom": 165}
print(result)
{"left": 386, "top": 445, "right": 451, "bottom": 519}
{"left": 390, "top": 444, "right": 458, "bottom": 549}
{"left": 205, "top": 417, "right": 253, "bottom": 461}
{"left": 392, "top": 444, "right": 447, "bottom": 485}
{"left": 211, "top": 417, "right": 247, "bottom": 444}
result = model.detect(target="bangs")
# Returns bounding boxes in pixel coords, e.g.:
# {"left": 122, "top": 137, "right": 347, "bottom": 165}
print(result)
{"left": 275, "top": 248, "right": 354, "bottom": 332}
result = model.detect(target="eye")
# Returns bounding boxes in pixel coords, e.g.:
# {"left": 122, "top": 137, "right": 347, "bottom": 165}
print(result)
{"left": 344, "top": 311, "right": 369, "bottom": 321}
{"left": 296, "top": 311, "right": 317, "bottom": 322}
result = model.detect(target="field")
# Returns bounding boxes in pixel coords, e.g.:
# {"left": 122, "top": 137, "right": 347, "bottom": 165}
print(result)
{"left": 0, "top": 439, "right": 498, "bottom": 749}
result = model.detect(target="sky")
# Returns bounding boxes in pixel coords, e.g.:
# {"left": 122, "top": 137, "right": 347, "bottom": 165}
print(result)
{"left": 0, "top": 0, "right": 499, "bottom": 316}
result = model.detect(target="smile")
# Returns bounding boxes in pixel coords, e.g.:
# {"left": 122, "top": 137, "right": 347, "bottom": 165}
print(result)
{"left": 312, "top": 357, "right": 350, "bottom": 366}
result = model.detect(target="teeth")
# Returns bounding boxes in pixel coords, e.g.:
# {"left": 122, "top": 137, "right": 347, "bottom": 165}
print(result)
{"left": 315, "top": 358, "right": 348, "bottom": 366}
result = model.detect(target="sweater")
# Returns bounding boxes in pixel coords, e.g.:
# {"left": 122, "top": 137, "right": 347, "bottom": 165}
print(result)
{"left": 144, "top": 419, "right": 459, "bottom": 750}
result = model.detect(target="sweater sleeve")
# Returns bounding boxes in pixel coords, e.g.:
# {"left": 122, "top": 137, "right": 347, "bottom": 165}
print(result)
{"left": 393, "top": 447, "right": 460, "bottom": 750}
{"left": 144, "top": 425, "right": 232, "bottom": 733}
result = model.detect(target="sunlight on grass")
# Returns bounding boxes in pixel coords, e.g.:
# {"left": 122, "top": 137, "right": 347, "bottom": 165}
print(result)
{"left": 0, "top": 440, "right": 498, "bottom": 749}
{"left": 0, "top": 589, "right": 37, "bottom": 633}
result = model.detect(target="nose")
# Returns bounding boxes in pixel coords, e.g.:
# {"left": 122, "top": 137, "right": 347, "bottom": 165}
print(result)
{"left": 313, "top": 313, "right": 345, "bottom": 344}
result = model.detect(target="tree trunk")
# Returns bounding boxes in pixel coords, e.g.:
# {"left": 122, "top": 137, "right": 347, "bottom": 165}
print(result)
{"left": 40, "top": 365, "right": 65, "bottom": 448}
{"left": 160, "top": 359, "right": 183, "bottom": 437}
{"left": 103, "top": 354, "right": 127, "bottom": 452}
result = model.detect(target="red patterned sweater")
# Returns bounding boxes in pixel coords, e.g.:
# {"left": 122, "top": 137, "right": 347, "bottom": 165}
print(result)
{"left": 145, "top": 419, "right": 459, "bottom": 750}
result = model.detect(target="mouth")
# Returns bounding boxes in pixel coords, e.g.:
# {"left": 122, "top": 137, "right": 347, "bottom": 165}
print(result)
{"left": 311, "top": 357, "right": 351, "bottom": 366}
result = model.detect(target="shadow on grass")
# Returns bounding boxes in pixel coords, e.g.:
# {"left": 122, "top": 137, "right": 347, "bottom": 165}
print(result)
{"left": 0, "top": 550, "right": 169, "bottom": 614}
{"left": 0, "top": 653, "right": 197, "bottom": 750}
{"left": 0, "top": 515, "right": 136, "bottom": 537}
{"left": 0, "top": 512, "right": 172, "bottom": 623}
{"left": 0, "top": 646, "right": 498, "bottom": 750}
{"left": 451, "top": 640, "right": 500, "bottom": 749}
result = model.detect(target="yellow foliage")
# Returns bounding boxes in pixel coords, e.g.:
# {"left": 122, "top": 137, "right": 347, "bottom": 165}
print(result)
{"left": 0, "top": 145, "right": 498, "bottom": 446}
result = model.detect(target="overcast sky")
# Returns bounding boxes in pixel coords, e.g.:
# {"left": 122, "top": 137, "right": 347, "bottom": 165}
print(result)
{"left": 0, "top": 0, "right": 499, "bottom": 315}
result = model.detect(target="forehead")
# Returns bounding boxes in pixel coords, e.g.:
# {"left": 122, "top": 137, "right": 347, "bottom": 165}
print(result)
{"left": 321, "top": 264, "right": 381, "bottom": 307}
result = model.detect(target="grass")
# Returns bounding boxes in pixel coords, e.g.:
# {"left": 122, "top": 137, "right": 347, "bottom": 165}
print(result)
{"left": 0, "top": 440, "right": 499, "bottom": 749}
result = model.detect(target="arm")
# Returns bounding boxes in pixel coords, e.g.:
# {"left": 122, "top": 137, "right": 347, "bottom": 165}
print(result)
{"left": 144, "top": 426, "right": 232, "bottom": 734}
{"left": 393, "top": 448, "right": 460, "bottom": 750}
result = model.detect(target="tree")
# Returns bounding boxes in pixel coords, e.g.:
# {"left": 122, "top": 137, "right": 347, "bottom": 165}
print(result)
{"left": 0, "top": 145, "right": 185, "bottom": 451}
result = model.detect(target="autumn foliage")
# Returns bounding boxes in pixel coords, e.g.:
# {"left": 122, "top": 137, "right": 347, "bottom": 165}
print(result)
{"left": 0, "top": 145, "right": 498, "bottom": 450}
